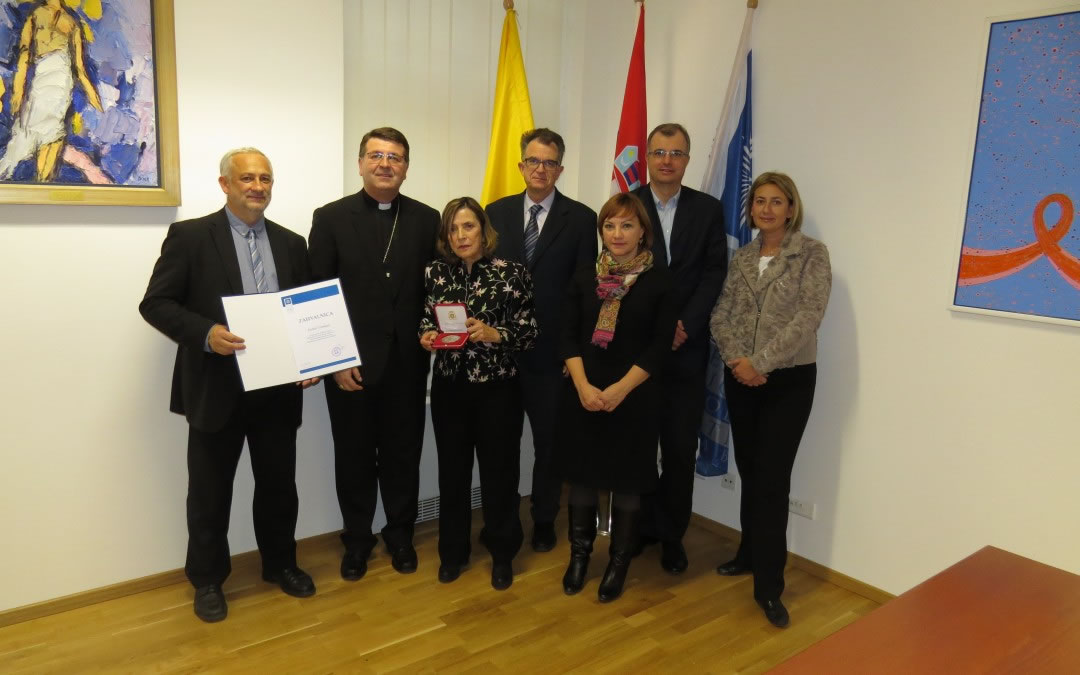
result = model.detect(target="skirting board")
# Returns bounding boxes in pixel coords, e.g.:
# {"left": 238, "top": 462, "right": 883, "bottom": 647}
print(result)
{"left": 0, "top": 525, "right": 430, "bottom": 630}
{"left": 690, "top": 513, "right": 895, "bottom": 605}
{"left": 1, "top": 510, "right": 892, "bottom": 629}
{"left": 0, "top": 487, "right": 481, "bottom": 629}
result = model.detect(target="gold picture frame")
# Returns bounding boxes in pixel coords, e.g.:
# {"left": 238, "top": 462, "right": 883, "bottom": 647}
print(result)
{"left": 0, "top": 0, "right": 179, "bottom": 206}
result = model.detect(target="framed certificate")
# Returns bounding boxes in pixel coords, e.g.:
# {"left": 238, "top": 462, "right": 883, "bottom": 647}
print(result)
{"left": 433, "top": 303, "right": 468, "bottom": 349}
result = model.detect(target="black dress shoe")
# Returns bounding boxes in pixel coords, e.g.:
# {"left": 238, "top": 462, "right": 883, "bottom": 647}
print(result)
{"left": 438, "top": 562, "right": 467, "bottom": 583}
{"left": 531, "top": 522, "right": 556, "bottom": 552}
{"left": 758, "top": 598, "right": 790, "bottom": 628}
{"left": 341, "top": 551, "right": 368, "bottom": 581}
{"left": 491, "top": 561, "right": 513, "bottom": 590}
{"left": 391, "top": 546, "right": 418, "bottom": 574}
{"left": 262, "top": 567, "right": 316, "bottom": 598}
{"left": 193, "top": 584, "right": 227, "bottom": 623}
{"left": 715, "top": 559, "right": 752, "bottom": 576}
{"left": 660, "top": 541, "right": 688, "bottom": 575}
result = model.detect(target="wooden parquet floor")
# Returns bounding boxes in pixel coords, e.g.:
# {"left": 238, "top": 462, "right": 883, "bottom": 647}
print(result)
{"left": 0, "top": 508, "right": 879, "bottom": 674}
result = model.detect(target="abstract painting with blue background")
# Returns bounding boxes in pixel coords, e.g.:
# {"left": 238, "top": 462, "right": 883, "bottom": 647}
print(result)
{"left": 954, "top": 10, "right": 1079, "bottom": 322}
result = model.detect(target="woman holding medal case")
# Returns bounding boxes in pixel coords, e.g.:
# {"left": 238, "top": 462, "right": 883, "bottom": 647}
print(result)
{"left": 420, "top": 196, "right": 538, "bottom": 590}
{"left": 558, "top": 192, "right": 677, "bottom": 602}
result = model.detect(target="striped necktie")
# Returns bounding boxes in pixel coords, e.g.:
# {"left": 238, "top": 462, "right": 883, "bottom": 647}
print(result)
{"left": 524, "top": 204, "right": 542, "bottom": 265}
{"left": 246, "top": 229, "right": 268, "bottom": 293}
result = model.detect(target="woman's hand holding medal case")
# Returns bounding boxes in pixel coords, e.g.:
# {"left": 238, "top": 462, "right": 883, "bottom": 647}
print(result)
{"left": 433, "top": 302, "right": 468, "bottom": 349}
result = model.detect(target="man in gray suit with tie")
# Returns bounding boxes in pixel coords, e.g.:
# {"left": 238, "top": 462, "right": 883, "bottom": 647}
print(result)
{"left": 485, "top": 128, "right": 597, "bottom": 552}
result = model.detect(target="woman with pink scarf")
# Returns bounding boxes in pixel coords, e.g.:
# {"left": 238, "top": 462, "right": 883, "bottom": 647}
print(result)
{"left": 557, "top": 192, "right": 677, "bottom": 603}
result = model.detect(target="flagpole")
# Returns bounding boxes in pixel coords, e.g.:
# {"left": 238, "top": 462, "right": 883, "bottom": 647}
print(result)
{"left": 701, "top": 3, "right": 756, "bottom": 192}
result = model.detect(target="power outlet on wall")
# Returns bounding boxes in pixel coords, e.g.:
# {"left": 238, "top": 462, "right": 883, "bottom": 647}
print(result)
{"left": 788, "top": 497, "right": 816, "bottom": 520}
{"left": 720, "top": 474, "right": 737, "bottom": 491}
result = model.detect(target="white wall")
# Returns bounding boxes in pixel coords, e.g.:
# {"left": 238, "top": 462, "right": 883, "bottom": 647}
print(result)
{"left": 0, "top": 0, "right": 344, "bottom": 612}
{"left": 343, "top": 0, "right": 568, "bottom": 203}
{"left": 683, "top": 0, "right": 1080, "bottom": 594}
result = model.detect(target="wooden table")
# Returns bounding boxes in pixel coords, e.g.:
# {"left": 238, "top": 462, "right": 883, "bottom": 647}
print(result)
{"left": 770, "top": 546, "right": 1080, "bottom": 673}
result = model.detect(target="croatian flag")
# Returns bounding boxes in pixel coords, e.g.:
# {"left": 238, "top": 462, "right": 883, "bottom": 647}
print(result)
{"left": 610, "top": 2, "right": 646, "bottom": 194}
{"left": 697, "top": 5, "right": 755, "bottom": 477}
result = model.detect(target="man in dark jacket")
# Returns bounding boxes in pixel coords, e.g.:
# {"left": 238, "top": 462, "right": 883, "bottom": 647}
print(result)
{"left": 308, "top": 127, "right": 439, "bottom": 581}
{"left": 634, "top": 123, "right": 728, "bottom": 574}
{"left": 140, "top": 148, "right": 316, "bottom": 623}
{"left": 485, "top": 128, "right": 597, "bottom": 552}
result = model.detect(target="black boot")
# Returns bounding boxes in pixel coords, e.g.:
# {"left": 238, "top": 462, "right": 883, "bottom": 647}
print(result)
{"left": 598, "top": 507, "right": 639, "bottom": 603}
{"left": 563, "top": 505, "right": 597, "bottom": 595}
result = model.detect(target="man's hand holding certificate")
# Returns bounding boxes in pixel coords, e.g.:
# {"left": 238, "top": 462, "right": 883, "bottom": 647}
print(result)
{"left": 221, "top": 279, "right": 361, "bottom": 391}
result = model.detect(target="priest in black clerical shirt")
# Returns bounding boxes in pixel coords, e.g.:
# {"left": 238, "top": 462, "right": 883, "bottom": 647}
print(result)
{"left": 308, "top": 127, "right": 440, "bottom": 581}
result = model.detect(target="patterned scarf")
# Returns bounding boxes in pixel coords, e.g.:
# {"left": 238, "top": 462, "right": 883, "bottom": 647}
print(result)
{"left": 591, "top": 249, "right": 654, "bottom": 348}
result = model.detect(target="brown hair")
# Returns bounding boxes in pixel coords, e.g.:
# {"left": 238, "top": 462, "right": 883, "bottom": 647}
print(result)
{"left": 436, "top": 197, "right": 499, "bottom": 261}
{"left": 359, "top": 127, "right": 410, "bottom": 162}
{"left": 747, "top": 171, "right": 804, "bottom": 232}
{"left": 596, "top": 192, "right": 654, "bottom": 251}
{"left": 647, "top": 122, "right": 691, "bottom": 153}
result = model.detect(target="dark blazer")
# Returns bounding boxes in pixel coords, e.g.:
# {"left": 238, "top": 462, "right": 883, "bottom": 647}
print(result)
{"left": 634, "top": 184, "right": 727, "bottom": 376}
{"left": 139, "top": 209, "right": 310, "bottom": 432}
{"left": 308, "top": 191, "right": 439, "bottom": 387}
{"left": 486, "top": 188, "right": 597, "bottom": 373}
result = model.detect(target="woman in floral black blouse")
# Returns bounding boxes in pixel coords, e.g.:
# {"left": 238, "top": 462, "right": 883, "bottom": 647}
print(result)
{"left": 419, "top": 196, "right": 538, "bottom": 591}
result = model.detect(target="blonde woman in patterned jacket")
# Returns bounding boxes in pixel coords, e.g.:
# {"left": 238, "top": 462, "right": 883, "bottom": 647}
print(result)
{"left": 420, "top": 197, "right": 538, "bottom": 592}
{"left": 709, "top": 171, "right": 831, "bottom": 629}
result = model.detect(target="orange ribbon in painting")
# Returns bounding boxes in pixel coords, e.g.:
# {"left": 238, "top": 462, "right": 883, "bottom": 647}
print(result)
{"left": 958, "top": 193, "right": 1080, "bottom": 289}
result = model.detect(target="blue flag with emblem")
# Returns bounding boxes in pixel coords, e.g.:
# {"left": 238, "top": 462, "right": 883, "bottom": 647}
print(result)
{"left": 696, "top": 6, "right": 755, "bottom": 477}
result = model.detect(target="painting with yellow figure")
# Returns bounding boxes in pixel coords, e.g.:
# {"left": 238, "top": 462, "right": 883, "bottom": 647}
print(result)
{"left": 0, "top": 0, "right": 161, "bottom": 186}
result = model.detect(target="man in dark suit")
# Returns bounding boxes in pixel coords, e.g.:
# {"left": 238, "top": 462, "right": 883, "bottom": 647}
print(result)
{"left": 485, "top": 128, "right": 597, "bottom": 552}
{"left": 140, "top": 148, "right": 317, "bottom": 623}
{"left": 308, "top": 127, "right": 439, "bottom": 581}
{"left": 634, "top": 123, "right": 727, "bottom": 574}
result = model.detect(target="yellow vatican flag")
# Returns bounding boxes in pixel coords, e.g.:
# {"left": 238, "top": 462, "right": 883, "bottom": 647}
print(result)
{"left": 480, "top": 9, "right": 534, "bottom": 206}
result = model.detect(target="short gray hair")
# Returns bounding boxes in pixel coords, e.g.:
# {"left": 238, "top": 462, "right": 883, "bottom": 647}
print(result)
{"left": 219, "top": 147, "right": 270, "bottom": 178}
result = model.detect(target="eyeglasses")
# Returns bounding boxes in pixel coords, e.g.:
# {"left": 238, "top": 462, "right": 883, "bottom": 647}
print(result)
{"left": 647, "top": 149, "right": 689, "bottom": 160}
{"left": 522, "top": 157, "right": 560, "bottom": 170}
{"left": 366, "top": 151, "right": 406, "bottom": 166}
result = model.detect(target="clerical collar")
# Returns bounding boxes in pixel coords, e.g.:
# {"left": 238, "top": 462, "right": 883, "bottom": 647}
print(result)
{"left": 361, "top": 189, "right": 399, "bottom": 211}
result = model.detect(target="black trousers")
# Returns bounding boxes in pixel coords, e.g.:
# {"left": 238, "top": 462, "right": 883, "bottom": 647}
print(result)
{"left": 641, "top": 369, "right": 707, "bottom": 544}
{"left": 519, "top": 368, "right": 563, "bottom": 525}
{"left": 325, "top": 350, "right": 427, "bottom": 556}
{"left": 725, "top": 363, "right": 816, "bottom": 602}
{"left": 431, "top": 376, "right": 524, "bottom": 565}
{"left": 185, "top": 389, "right": 300, "bottom": 588}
